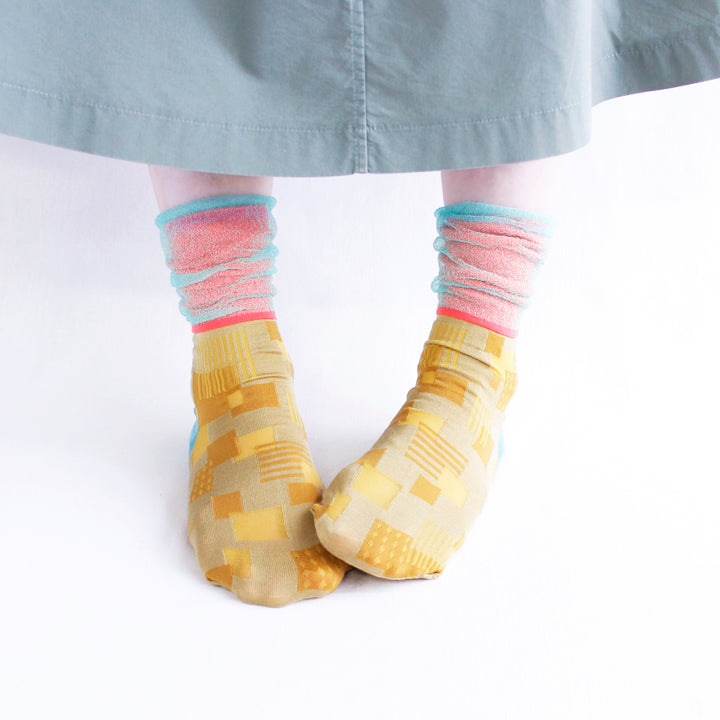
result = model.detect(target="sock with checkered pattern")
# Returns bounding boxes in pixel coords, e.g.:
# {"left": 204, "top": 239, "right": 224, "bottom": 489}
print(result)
{"left": 157, "top": 195, "right": 347, "bottom": 606}
{"left": 312, "top": 201, "right": 552, "bottom": 579}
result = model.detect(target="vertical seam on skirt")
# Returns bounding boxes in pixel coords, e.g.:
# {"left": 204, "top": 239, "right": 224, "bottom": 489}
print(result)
{"left": 350, "top": 0, "right": 369, "bottom": 172}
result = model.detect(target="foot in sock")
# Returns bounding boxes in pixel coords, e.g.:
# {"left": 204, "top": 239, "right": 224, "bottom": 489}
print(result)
{"left": 312, "top": 202, "right": 553, "bottom": 579}
{"left": 157, "top": 195, "right": 347, "bottom": 606}
{"left": 189, "top": 319, "right": 347, "bottom": 605}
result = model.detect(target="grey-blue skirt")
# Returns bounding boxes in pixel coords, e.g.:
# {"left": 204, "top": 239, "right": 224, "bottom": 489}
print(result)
{"left": 0, "top": 1, "right": 719, "bottom": 176}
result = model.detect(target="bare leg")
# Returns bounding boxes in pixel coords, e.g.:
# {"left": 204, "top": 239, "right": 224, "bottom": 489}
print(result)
{"left": 147, "top": 164, "right": 273, "bottom": 212}
{"left": 441, "top": 153, "right": 572, "bottom": 215}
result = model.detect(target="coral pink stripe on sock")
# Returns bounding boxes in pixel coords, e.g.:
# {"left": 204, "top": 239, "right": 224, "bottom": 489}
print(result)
{"left": 192, "top": 311, "right": 277, "bottom": 333}
{"left": 437, "top": 307, "right": 518, "bottom": 338}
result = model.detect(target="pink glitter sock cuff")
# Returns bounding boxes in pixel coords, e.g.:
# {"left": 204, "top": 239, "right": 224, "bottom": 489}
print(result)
{"left": 157, "top": 195, "right": 277, "bottom": 327}
{"left": 432, "top": 201, "right": 553, "bottom": 336}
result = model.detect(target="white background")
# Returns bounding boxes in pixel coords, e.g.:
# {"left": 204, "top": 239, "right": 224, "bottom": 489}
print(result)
{"left": 1, "top": 79, "right": 719, "bottom": 719}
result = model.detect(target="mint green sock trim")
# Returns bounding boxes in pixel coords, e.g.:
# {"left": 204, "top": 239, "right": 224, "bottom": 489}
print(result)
{"left": 435, "top": 201, "right": 556, "bottom": 237}
{"left": 154, "top": 194, "right": 276, "bottom": 228}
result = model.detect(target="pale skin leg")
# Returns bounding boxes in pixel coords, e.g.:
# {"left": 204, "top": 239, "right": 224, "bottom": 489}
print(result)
{"left": 148, "top": 156, "right": 568, "bottom": 215}
{"left": 441, "top": 153, "right": 572, "bottom": 215}
{"left": 147, "top": 164, "right": 273, "bottom": 212}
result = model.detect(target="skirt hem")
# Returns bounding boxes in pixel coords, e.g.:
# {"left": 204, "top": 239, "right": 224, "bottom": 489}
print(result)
{"left": 0, "top": 25, "right": 718, "bottom": 176}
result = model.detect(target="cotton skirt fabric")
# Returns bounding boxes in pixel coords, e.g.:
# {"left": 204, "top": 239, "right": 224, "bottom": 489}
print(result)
{"left": 0, "top": 1, "right": 719, "bottom": 177}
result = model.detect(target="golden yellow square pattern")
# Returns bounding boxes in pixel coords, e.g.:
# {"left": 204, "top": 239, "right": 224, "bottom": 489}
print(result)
{"left": 313, "top": 316, "right": 515, "bottom": 580}
{"left": 188, "top": 319, "right": 347, "bottom": 606}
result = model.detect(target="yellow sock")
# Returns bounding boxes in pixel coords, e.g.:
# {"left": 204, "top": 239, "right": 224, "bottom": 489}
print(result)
{"left": 188, "top": 319, "right": 347, "bottom": 606}
{"left": 312, "top": 315, "right": 515, "bottom": 579}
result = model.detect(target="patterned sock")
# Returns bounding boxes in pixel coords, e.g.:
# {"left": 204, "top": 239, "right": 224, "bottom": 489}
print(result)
{"left": 157, "top": 195, "right": 347, "bottom": 606}
{"left": 312, "top": 201, "right": 553, "bottom": 579}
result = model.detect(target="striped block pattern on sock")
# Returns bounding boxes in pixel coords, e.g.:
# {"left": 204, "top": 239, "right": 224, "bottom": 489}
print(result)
{"left": 188, "top": 319, "right": 347, "bottom": 606}
{"left": 313, "top": 315, "right": 515, "bottom": 579}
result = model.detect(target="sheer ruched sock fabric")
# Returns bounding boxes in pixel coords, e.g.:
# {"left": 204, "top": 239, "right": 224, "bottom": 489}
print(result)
{"left": 432, "top": 201, "right": 553, "bottom": 337}
{"left": 155, "top": 194, "right": 279, "bottom": 332}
